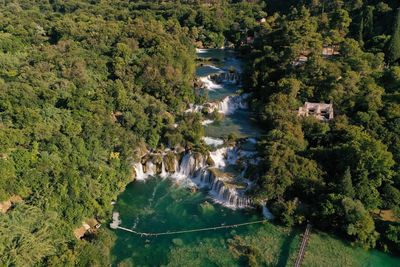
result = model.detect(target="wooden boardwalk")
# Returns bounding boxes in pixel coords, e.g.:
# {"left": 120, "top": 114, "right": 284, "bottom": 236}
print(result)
{"left": 294, "top": 224, "right": 312, "bottom": 267}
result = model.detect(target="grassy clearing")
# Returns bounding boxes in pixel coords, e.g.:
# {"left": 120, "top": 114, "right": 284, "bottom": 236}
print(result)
{"left": 166, "top": 223, "right": 301, "bottom": 267}
{"left": 165, "top": 223, "right": 400, "bottom": 267}
{"left": 303, "top": 230, "right": 400, "bottom": 267}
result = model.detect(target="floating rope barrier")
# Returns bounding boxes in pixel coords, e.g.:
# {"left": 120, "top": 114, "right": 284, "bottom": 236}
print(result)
{"left": 114, "top": 220, "right": 267, "bottom": 237}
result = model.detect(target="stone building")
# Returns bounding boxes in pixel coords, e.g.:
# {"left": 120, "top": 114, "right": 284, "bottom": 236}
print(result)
{"left": 298, "top": 102, "right": 334, "bottom": 121}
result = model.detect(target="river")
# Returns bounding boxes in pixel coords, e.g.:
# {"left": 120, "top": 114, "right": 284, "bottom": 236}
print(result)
{"left": 110, "top": 49, "right": 400, "bottom": 267}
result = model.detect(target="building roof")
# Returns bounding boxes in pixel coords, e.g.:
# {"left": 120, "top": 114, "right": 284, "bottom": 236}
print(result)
{"left": 0, "top": 195, "right": 22, "bottom": 214}
{"left": 298, "top": 102, "right": 334, "bottom": 121}
{"left": 73, "top": 219, "right": 100, "bottom": 239}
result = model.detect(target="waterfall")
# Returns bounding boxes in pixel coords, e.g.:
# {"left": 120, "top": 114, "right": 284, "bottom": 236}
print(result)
{"left": 196, "top": 48, "right": 208, "bottom": 53}
{"left": 201, "top": 119, "right": 214, "bottom": 126}
{"left": 209, "top": 147, "right": 239, "bottom": 168}
{"left": 208, "top": 180, "right": 251, "bottom": 208}
{"left": 145, "top": 161, "right": 157, "bottom": 176}
{"left": 132, "top": 143, "right": 257, "bottom": 209}
{"left": 209, "top": 148, "right": 228, "bottom": 169}
{"left": 226, "top": 147, "right": 239, "bottom": 165}
{"left": 262, "top": 205, "right": 275, "bottom": 220}
{"left": 216, "top": 94, "right": 250, "bottom": 115}
{"left": 160, "top": 160, "right": 168, "bottom": 178}
{"left": 203, "top": 64, "right": 223, "bottom": 71}
{"left": 185, "top": 93, "right": 251, "bottom": 116}
{"left": 134, "top": 162, "right": 147, "bottom": 181}
{"left": 202, "top": 137, "right": 224, "bottom": 147}
{"left": 199, "top": 76, "right": 223, "bottom": 91}
{"left": 179, "top": 153, "right": 194, "bottom": 176}
{"left": 209, "top": 72, "right": 240, "bottom": 84}
{"left": 194, "top": 170, "right": 248, "bottom": 208}
{"left": 185, "top": 104, "right": 203, "bottom": 113}
{"left": 172, "top": 153, "right": 194, "bottom": 181}
{"left": 218, "top": 97, "right": 231, "bottom": 114}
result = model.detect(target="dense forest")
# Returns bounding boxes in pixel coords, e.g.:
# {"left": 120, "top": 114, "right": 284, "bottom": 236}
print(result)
{"left": 0, "top": 0, "right": 265, "bottom": 265}
{"left": 246, "top": 0, "right": 400, "bottom": 254}
{"left": 0, "top": 0, "right": 399, "bottom": 266}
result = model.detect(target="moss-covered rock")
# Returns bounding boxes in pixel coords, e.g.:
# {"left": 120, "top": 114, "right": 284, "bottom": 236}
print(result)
{"left": 206, "top": 155, "right": 215, "bottom": 166}
{"left": 164, "top": 152, "right": 178, "bottom": 173}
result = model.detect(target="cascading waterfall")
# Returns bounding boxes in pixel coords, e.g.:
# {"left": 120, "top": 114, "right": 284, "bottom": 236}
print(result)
{"left": 209, "top": 72, "right": 240, "bottom": 84}
{"left": 201, "top": 119, "right": 214, "bottom": 126}
{"left": 202, "top": 136, "right": 224, "bottom": 147}
{"left": 177, "top": 153, "right": 194, "bottom": 177}
{"left": 134, "top": 162, "right": 147, "bottom": 181}
{"left": 203, "top": 64, "right": 223, "bottom": 71}
{"left": 145, "top": 161, "right": 157, "bottom": 176}
{"left": 193, "top": 169, "right": 251, "bottom": 208}
{"left": 129, "top": 49, "right": 258, "bottom": 209}
{"left": 199, "top": 76, "right": 223, "bottom": 91}
{"left": 131, "top": 144, "right": 256, "bottom": 209}
{"left": 185, "top": 92, "right": 250, "bottom": 117}
{"left": 160, "top": 160, "right": 168, "bottom": 178}
{"left": 209, "top": 146, "right": 239, "bottom": 168}
{"left": 218, "top": 94, "right": 250, "bottom": 115}
{"left": 185, "top": 103, "right": 203, "bottom": 113}
{"left": 209, "top": 148, "right": 228, "bottom": 168}
{"left": 226, "top": 147, "right": 239, "bottom": 165}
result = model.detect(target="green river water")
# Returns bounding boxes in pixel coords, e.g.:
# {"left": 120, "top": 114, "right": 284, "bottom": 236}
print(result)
{"left": 111, "top": 49, "right": 400, "bottom": 267}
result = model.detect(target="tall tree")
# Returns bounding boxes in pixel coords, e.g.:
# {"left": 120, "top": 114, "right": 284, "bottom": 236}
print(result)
{"left": 340, "top": 167, "right": 355, "bottom": 198}
{"left": 387, "top": 8, "right": 400, "bottom": 64}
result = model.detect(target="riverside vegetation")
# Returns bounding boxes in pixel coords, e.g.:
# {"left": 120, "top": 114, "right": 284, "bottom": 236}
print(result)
{"left": 0, "top": 0, "right": 399, "bottom": 266}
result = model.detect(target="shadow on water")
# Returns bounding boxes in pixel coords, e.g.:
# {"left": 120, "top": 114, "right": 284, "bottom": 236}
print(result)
{"left": 276, "top": 229, "right": 298, "bottom": 267}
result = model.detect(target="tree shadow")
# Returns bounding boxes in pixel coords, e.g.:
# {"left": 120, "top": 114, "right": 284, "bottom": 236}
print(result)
{"left": 276, "top": 229, "right": 298, "bottom": 267}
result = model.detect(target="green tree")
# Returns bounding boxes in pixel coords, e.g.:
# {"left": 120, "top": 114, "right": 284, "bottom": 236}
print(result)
{"left": 387, "top": 8, "right": 400, "bottom": 63}
{"left": 342, "top": 197, "right": 378, "bottom": 248}
{"left": 0, "top": 204, "right": 65, "bottom": 266}
{"left": 340, "top": 167, "right": 355, "bottom": 198}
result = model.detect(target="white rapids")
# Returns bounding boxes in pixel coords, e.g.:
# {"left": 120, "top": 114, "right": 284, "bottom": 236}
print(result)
{"left": 202, "top": 136, "right": 224, "bottom": 147}
{"left": 196, "top": 48, "right": 208, "bottom": 53}
{"left": 199, "top": 76, "right": 223, "bottom": 91}
{"left": 202, "top": 119, "right": 214, "bottom": 125}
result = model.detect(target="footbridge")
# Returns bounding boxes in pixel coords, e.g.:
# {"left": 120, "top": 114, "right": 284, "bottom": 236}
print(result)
{"left": 294, "top": 223, "right": 312, "bottom": 267}
{"left": 112, "top": 219, "right": 267, "bottom": 237}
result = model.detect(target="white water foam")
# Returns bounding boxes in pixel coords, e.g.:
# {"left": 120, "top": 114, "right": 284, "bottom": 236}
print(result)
{"left": 202, "top": 119, "right": 214, "bottom": 125}
{"left": 202, "top": 137, "right": 224, "bottom": 147}
{"left": 217, "top": 94, "right": 249, "bottom": 115}
{"left": 200, "top": 76, "right": 223, "bottom": 91}
{"left": 196, "top": 48, "right": 208, "bottom": 53}
{"left": 209, "top": 147, "right": 228, "bottom": 169}
{"left": 160, "top": 160, "right": 168, "bottom": 178}
{"left": 133, "top": 162, "right": 147, "bottom": 181}
{"left": 185, "top": 104, "right": 203, "bottom": 113}
{"left": 203, "top": 64, "right": 223, "bottom": 71}
{"left": 145, "top": 161, "right": 157, "bottom": 176}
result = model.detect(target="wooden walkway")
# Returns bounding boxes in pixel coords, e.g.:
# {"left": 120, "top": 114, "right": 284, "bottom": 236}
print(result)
{"left": 113, "top": 220, "right": 266, "bottom": 237}
{"left": 294, "top": 224, "right": 312, "bottom": 267}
